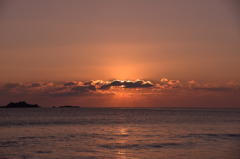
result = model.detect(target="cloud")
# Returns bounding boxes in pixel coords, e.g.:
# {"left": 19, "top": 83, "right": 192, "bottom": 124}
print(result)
{"left": 1, "top": 79, "right": 240, "bottom": 108}
{"left": 195, "top": 87, "right": 231, "bottom": 92}
{"left": 193, "top": 83, "right": 232, "bottom": 92}
{"left": 71, "top": 86, "right": 91, "bottom": 93}
{"left": 27, "top": 82, "right": 53, "bottom": 89}
{"left": 31, "top": 83, "right": 41, "bottom": 87}
{"left": 64, "top": 81, "right": 78, "bottom": 86}
{"left": 54, "top": 87, "right": 67, "bottom": 91}
{"left": 227, "top": 81, "right": 239, "bottom": 87}
{"left": 99, "top": 80, "right": 154, "bottom": 90}
{"left": 3, "top": 83, "right": 19, "bottom": 89}
{"left": 188, "top": 80, "right": 197, "bottom": 84}
{"left": 83, "top": 81, "right": 93, "bottom": 85}
{"left": 71, "top": 85, "right": 96, "bottom": 92}
{"left": 2, "top": 82, "right": 54, "bottom": 94}
{"left": 155, "top": 84, "right": 167, "bottom": 89}
{"left": 99, "top": 84, "right": 111, "bottom": 90}
{"left": 50, "top": 80, "right": 99, "bottom": 97}
{"left": 1, "top": 79, "right": 239, "bottom": 100}
{"left": 123, "top": 80, "right": 154, "bottom": 88}
{"left": 166, "top": 80, "right": 182, "bottom": 89}
{"left": 154, "top": 79, "right": 182, "bottom": 90}
{"left": 160, "top": 78, "right": 168, "bottom": 82}
{"left": 168, "top": 80, "right": 180, "bottom": 85}
{"left": 99, "top": 80, "right": 123, "bottom": 90}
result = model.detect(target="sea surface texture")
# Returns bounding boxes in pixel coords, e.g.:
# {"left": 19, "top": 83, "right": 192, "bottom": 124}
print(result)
{"left": 0, "top": 108, "right": 239, "bottom": 159}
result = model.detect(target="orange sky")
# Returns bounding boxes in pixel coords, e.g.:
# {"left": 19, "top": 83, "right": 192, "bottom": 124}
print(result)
{"left": 0, "top": 0, "right": 239, "bottom": 107}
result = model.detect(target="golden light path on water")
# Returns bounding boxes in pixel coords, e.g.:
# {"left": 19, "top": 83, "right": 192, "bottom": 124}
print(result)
{"left": 0, "top": 108, "right": 239, "bottom": 158}
{"left": 117, "top": 127, "right": 128, "bottom": 159}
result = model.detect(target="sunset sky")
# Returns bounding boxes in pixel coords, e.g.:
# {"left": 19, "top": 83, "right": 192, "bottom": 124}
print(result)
{"left": 0, "top": 0, "right": 239, "bottom": 107}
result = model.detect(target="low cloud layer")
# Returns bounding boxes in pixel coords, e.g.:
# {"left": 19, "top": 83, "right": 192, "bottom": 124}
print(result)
{"left": 2, "top": 79, "right": 240, "bottom": 94}
{"left": 1, "top": 79, "right": 240, "bottom": 107}
{"left": 100, "top": 80, "right": 154, "bottom": 90}
{"left": 3, "top": 83, "right": 19, "bottom": 89}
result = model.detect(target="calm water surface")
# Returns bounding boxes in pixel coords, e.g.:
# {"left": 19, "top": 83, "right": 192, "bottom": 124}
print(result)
{"left": 0, "top": 108, "right": 240, "bottom": 159}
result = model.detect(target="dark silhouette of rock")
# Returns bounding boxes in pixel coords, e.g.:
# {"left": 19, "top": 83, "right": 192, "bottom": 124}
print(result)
{"left": 3, "top": 101, "right": 40, "bottom": 108}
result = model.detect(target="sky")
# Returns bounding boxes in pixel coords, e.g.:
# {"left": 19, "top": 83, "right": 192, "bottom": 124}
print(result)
{"left": 0, "top": 0, "right": 240, "bottom": 107}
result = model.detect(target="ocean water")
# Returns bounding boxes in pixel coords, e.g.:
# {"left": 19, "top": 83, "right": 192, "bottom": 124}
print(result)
{"left": 0, "top": 108, "right": 239, "bottom": 159}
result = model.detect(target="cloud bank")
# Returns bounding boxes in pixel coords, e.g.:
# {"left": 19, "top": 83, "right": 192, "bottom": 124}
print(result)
{"left": 1, "top": 79, "right": 240, "bottom": 107}
{"left": 1, "top": 79, "right": 240, "bottom": 95}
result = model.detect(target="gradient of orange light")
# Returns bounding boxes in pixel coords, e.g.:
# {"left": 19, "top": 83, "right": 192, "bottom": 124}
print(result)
{"left": 92, "top": 44, "right": 157, "bottom": 80}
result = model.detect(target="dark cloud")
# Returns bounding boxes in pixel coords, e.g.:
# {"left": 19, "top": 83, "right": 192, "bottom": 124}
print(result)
{"left": 110, "top": 80, "right": 123, "bottom": 86}
{"left": 99, "top": 80, "right": 122, "bottom": 90}
{"left": 71, "top": 86, "right": 89, "bottom": 93}
{"left": 172, "top": 85, "right": 181, "bottom": 89}
{"left": 87, "top": 85, "right": 97, "bottom": 91}
{"left": 3, "top": 83, "right": 19, "bottom": 89}
{"left": 83, "top": 81, "right": 93, "bottom": 85}
{"left": 42, "top": 82, "right": 49, "bottom": 86}
{"left": 123, "top": 80, "right": 153, "bottom": 88}
{"left": 31, "top": 83, "right": 41, "bottom": 87}
{"left": 44, "top": 81, "right": 98, "bottom": 97}
{"left": 54, "top": 87, "right": 67, "bottom": 91}
{"left": 51, "top": 85, "right": 97, "bottom": 97}
{"left": 71, "top": 85, "right": 96, "bottom": 93}
{"left": 99, "top": 84, "right": 111, "bottom": 90}
{"left": 64, "top": 81, "right": 78, "bottom": 86}
{"left": 100, "top": 80, "right": 154, "bottom": 90}
{"left": 50, "top": 91, "right": 93, "bottom": 97}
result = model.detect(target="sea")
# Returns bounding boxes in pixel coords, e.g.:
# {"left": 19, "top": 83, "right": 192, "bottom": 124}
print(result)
{"left": 0, "top": 108, "right": 239, "bottom": 159}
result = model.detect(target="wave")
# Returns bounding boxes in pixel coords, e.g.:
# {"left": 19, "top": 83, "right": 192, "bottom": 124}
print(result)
{"left": 178, "top": 133, "right": 240, "bottom": 140}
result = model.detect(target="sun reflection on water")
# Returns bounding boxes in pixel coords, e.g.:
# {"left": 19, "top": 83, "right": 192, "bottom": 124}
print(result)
{"left": 120, "top": 128, "right": 127, "bottom": 135}
{"left": 117, "top": 149, "right": 126, "bottom": 158}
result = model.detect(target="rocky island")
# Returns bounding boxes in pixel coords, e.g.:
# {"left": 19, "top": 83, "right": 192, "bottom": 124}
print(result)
{"left": 0, "top": 101, "right": 40, "bottom": 108}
